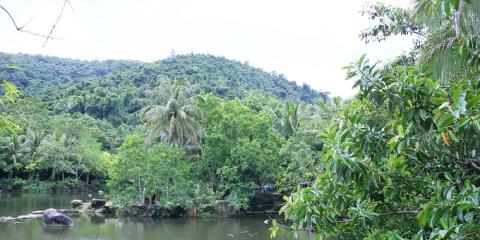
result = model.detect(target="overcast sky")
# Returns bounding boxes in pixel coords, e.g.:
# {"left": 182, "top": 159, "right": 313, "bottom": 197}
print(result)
{"left": 0, "top": 0, "right": 414, "bottom": 98}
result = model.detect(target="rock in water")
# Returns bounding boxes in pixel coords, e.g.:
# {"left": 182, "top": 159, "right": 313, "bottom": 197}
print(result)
{"left": 70, "top": 199, "right": 83, "bottom": 208}
{"left": 43, "top": 208, "right": 73, "bottom": 227}
{"left": 0, "top": 216, "right": 16, "bottom": 222}
{"left": 91, "top": 199, "right": 107, "bottom": 208}
{"left": 17, "top": 214, "right": 43, "bottom": 219}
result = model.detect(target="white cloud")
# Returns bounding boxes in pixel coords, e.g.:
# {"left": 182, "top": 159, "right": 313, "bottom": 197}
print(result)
{"left": 0, "top": 0, "right": 413, "bottom": 98}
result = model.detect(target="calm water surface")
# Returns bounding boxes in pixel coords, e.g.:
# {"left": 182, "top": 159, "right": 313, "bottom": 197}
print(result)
{"left": 0, "top": 193, "right": 315, "bottom": 240}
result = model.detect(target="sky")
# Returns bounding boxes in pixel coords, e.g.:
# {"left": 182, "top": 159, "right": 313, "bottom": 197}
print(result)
{"left": 0, "top": 0, "right": 414, "bottom": 98}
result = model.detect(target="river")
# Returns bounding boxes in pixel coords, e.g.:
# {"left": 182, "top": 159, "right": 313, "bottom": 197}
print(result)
{"left": 0, "top": 193, "right": 315, "bottom": 240}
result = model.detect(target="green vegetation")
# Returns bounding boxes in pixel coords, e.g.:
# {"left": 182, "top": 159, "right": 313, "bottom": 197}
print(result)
{"left": 272, "top": 1, "right": 480, "bottom": 239}
{"left": 0, "top": 52, "right": 331, "bottom": 215}
{"left": 1, "top": 1, "right": 479, "bottom": 239}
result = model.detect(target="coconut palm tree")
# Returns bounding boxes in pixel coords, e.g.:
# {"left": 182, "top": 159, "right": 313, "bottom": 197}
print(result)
{"left": 40, "top": 133, "right": 76, "bottom": 180}
{"left": 269, "top": 102, "right": 302, "bottom": 139}
{"left": 0, "top": 134, "right": 28, "bottom": 177}
{"left": 143, "top": 82, "right": 203, "bottom": 147}
{"left": 23, "top": 128, "right": 46, "bottom": 180}
{"left": 413, "top": 0, "right": 480, "bottom": 81}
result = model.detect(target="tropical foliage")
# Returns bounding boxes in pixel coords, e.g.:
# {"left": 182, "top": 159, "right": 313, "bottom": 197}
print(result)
{"left": 273, "top": 1, "right": 480, "bottom": 239}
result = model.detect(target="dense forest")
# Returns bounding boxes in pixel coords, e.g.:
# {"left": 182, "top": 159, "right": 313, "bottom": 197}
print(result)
{"left": 0, "top": 53, "right": 326, "bottom": 126}
{"left": 0, "top": 51, "right": 332, "bottom": 211}
{"left": 1, "top": 0, "right": 480, "bottom": 239}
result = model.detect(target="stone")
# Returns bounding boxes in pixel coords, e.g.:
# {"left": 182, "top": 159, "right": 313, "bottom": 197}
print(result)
{"left": 31, "top": 210, "right": 44, "bottom": 214}
{"left": 81, "top": 201, "right": 91, "bottom": 210}
{"left": 98, "top": 190, "right": 104, "bottom": 195}
{"left": 0, "top": 216, "right": 16, "bottom": 222}
{"left": 70, "top": 199, "right": 83, "bottom": 208}
{"left": 102, "top": 201, "right": 116, "bottom": 214}
{"left": 43, "top": 208, "right": 73, "bottom": 227}
{"left": 91, "top": 199, "right": 107, "bottom": 209}
{"left": 17, "top": 213, "right": 43, "bottom": 219}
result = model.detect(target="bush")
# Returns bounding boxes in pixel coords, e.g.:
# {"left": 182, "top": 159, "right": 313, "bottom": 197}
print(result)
{"left": 0, "top": 178, "right": 26, "bottom": 191}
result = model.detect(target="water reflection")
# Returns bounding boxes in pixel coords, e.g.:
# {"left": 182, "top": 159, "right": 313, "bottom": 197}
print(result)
{"left": 0, "top": 193, "right": 316, "bottom": 240}
{"left": 43, "top": 225, "right": 72, "bottom": 235}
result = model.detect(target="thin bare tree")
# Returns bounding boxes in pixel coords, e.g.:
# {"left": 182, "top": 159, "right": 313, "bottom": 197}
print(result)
{"left": 0, "top": 0, "right": 73, "bottom": 46}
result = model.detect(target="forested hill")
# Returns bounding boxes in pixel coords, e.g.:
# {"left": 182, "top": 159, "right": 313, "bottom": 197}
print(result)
{"left": 0, "top": 52, "right": 327, "bottom": 126}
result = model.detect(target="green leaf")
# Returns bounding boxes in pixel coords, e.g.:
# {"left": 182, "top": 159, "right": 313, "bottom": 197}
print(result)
{"left": 5, "top": 65, "right": 22, "bottom": 70}
{"left": 452, "top": 0, "right": 460, "bottom": 10}
{"left": 473, "top": 120, "right": 480, "bottom": 133}
{"left": 447, "top": 130, "right": 458, "bottom": 143}
{"left": 357, "top": 54, "right": 367, "bottom": 66}
{"left": 457, "top": 118, "right": 470, "bottom": 128}
{"left": 412, "top": 230, "right": 424, "bottom": 240}
{"left": 431, "top": 97, "right": 449, "bottom": 105}
{"left": 428, "top": 208, "right": 437, "bottom": 228}
{"left": 387, "top": 232, "right": 404, "bottom": 240}
{"left": 467, "top": 94, "right": 480, "bottom": 110}
{"left": 418, "top": 203, "right": 432, "bottom": 227}
{"left": 419, "top": 109, "right": 428, "bottom": 121}
{"left": 435, "top": 113, "right": 455, "bottom": 129}
{"left": 443, "top": 0, "right": 451, "bottom": 16}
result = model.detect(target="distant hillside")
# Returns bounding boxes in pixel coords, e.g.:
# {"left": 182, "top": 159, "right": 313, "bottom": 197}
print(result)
{"left": 0, "top": 52, "right": 327, "bottom": 125}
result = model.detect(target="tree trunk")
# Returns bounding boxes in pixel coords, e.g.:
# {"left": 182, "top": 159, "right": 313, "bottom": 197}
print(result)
{"left": 50, "top": 167, "right": 56, "bottom": 180}
{"left": 62, "top": 172, "right": 65, "bottom": 181}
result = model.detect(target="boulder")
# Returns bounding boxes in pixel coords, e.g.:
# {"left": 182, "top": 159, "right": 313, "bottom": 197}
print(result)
{"left": 43, "top": 208, "right": 73, "bottom": 227}
{"left": 91, "top": 199, "right": 107, "bottom": 209}
{"left": 70, "top": 199, "right": 83, "bottom": 208}
{"left": 98, "top": 190, "right": 104, "bottom": 195}
{"left": 0, "top": 216, "right": 16, "bottom": 222}
{"left": 17, "top": 214, "right": 43, "bottom": 220}
{"left": 31, "top": 210, "right": 44, "bottom": 214}
{"left": 81, "top": 201, "right": 91, "bottom": 210}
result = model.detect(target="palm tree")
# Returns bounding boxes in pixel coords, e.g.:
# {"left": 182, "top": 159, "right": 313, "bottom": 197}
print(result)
{"left": 23, "top": 128, "right": 46, "bottom": 180}
{"left": 41, "top": 133, "right": 76, "bottom": 180}
{"left": 0, "top": 134, "right": 28, "bottom": 177}
{"left": 269, "top": 102, "right": 302, "bottom": 139}
{"left": 143, "top": 82, "right": 203, "bottom": 147}
{"left": 413, "top": 0, "right": 480, "bottom": 81}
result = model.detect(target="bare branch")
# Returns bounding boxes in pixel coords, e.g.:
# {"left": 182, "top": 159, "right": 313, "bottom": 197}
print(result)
{"left": 0, "top": 0, "right": 71, "bottom": 46}
{"left": 0, "top": 4, "right": 21, "bottom": 30}
{"left": 42, "top": 0, "right": 70, "bottom": 47}
{"left": 18, "top": 12, "right": 37, "bottom": 30}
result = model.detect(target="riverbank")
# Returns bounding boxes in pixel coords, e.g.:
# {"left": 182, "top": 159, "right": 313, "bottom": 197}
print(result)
{"left": 0, "top": 192, "right": 315, "bottom": 239}
{"left": 69, "top": 195, "right": 282, "bottom": 219}
{"left": 0, "top": 178, "right": 104, "bottom": 194}
{"left": 0, "top": 191, "right": 283, "bottom": 220}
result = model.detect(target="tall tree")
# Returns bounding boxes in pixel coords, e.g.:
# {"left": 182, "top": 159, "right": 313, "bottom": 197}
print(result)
{"left": 0, "top": 134, "right": 28, "bottom": 177}
{"left": 269, "top": 102, "right": 302, "bottom": 139}
{"left": 23, "top": 128, "right": 46, "bottom": 180}
{"left": 143, "top": 82, "right": 203, "bottom": 147}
